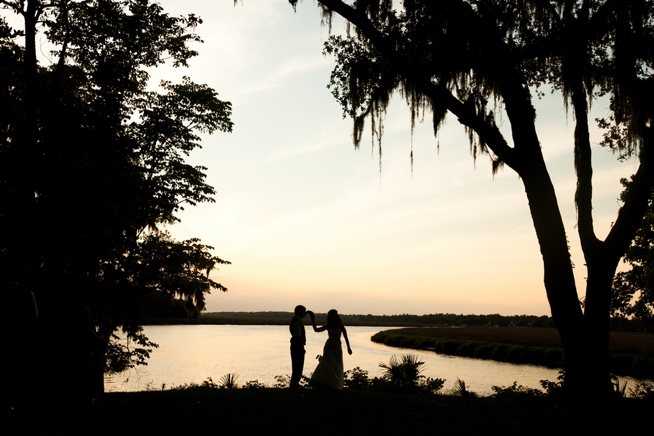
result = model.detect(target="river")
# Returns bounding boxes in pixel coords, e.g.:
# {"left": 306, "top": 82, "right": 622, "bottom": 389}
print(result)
{"left": 105, "top": 324, "right": 587, "bottom": 395}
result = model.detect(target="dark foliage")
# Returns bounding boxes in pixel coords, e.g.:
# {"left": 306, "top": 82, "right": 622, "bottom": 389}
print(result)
{"left": 1, "top": 0, "right": 231, "bottom": 394}
{"left": 610, "top": 178, "right": 654, "bottom": 332}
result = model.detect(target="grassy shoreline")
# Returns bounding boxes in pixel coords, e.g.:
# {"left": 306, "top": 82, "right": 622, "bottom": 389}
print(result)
{"left": 371, "top": 327, "right": 654, "bottom": 379}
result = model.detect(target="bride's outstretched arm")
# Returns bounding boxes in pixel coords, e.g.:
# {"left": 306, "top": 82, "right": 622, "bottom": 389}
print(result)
{"left": 309, "top": 312, "right": 328, "bottom": 332}
{"left": 342, "top": 326, "right": 353, "bottom": 355}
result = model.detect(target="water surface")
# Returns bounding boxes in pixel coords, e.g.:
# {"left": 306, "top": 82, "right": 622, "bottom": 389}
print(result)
{"left": 106, "top": 324, "right": 577, "bottom": 395}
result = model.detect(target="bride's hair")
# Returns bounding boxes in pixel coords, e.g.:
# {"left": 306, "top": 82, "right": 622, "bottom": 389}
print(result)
{"left": 327, "top": 309, "right": 342, "bottom": 327}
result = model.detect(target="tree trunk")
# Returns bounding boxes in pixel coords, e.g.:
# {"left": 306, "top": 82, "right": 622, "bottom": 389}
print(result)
{"left": 515, "top": 148, "right": 599, "bottom": 394}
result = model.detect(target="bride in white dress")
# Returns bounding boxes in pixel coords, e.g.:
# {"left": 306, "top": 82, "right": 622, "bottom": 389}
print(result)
{"left": 307, "top": 309, "right": 352, "bottom": 390}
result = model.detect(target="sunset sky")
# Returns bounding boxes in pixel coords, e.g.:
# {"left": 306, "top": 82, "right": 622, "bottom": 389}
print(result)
{"left": 6, "top": 1, "right": 640, "bottom": 316}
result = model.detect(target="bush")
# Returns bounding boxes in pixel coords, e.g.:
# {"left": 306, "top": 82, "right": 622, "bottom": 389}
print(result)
{"left": 539, "top": 370, "right": 566, "bottom": 398}
{"left": 490, "top": 344, "right": 510, "bottom": 361}
{"left": 450, "top": 378, "right": 477, "bottom": 397}
{"left": 526, "top": 347, "right": 547, "bottom": 365}
{"left": 417, "top": 337, "right": 435, "bottom": 349}
{"left": 420, "top": 377, "right": 446, "bottom": 394}
{"left": 400, "top": 337, "right": 417, "bottom": 348}
{"left": 344, "top": 367, "right": 370, "bottom": 390}
{"left": 506, "top": 346, "right": 529, "bottom": 364}
{"left": 473, "top": 343, "right": 494, "bottom": 359}
{"left": 442, "top": 340, "right": 461, "bottom": 355}
{"left": 386, "top": 335, "right": 406, "bottom": 347}
{"left": 378, "top": 354, "right": 445, "bottom": 394}
{"left": 455, "top": 341, "right": 477, "bottom": 358}
{"left": 242, "top": 379, "right": 267, "bottom": 389}
{"left": 219, "top": 373, "right": 239, "bottom": 389}
{"left": 273, "top": 374, "right": 309, "bottom": 389}
{"left": 492, "top": 381, "right": 544, "bottom": 400}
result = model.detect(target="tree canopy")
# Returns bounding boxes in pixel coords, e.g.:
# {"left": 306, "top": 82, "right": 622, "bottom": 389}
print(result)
{"left": 1, "top": 0, "right": 232, "bottom": 393}
{"left": 290, "top": 0, "right": 654, "bottom": 395}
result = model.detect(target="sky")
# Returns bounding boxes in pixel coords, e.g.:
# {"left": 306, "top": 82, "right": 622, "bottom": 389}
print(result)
{"left": 6, "top": 1, "right": 641, "bottom": 316}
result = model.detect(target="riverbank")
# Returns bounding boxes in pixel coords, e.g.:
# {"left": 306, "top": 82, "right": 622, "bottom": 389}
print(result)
{"left": 371, "top": 327, "right": 654, "bottom": 379}
{"left": 9, "top": 388, "right": 652, "bottom": 435}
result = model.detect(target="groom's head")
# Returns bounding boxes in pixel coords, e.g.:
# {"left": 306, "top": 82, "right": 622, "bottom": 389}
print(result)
{"left": 294, "top": 305, "right": 307, "bottom": 318}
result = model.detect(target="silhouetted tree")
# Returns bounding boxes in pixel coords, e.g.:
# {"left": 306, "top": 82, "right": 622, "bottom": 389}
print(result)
{"left": 288, "top": 0, "right": 654, "bottom": 395}
{"left": 1, "top": 0, "right": 231, "bottom": 392}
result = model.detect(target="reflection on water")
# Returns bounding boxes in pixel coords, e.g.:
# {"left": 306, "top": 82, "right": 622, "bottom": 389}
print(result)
{"left": 104, "top": 325, "right": 620, "bottom": 395}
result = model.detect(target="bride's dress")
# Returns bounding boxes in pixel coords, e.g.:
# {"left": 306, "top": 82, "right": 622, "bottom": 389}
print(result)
{"left": 310, "top": 327, "right": 344, "bottom": 390}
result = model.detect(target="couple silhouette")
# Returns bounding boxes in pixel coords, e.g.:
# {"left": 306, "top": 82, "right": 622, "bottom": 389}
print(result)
{"left": 289, "top": 305, "right": 353, "bottom": 390}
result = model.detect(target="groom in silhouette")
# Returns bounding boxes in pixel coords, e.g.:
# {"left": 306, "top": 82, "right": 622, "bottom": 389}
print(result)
{"left": 289, "top": 305, "right": 310, "bottom": 389}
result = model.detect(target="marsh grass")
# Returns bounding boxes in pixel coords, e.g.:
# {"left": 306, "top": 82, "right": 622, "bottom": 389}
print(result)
{"left": 371, "top": 328, "right": 654, "bottom": 378}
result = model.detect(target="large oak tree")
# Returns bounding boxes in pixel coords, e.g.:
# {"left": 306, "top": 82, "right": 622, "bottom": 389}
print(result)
{"left": 288, "top": 0, "right": 654, "bottom": 394}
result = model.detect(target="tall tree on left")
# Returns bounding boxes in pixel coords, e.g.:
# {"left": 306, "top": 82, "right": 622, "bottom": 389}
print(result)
{"left": 0, "top": 0, "right": 232, "bottom": 402}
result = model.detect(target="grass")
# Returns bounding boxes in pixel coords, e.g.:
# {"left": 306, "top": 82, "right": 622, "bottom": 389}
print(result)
{"left": 9, "top": 388, "right": 651, "bottom": 436}
{"left": 371, "top": 327, "right": 654, "bottom": 379}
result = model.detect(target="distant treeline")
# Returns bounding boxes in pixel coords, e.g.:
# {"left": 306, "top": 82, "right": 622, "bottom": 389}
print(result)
{"left": 145, "top": 312, "right": 647, "bottom": 331}
{"left": 197, "top": 312, "right": 557, "bottom": 328}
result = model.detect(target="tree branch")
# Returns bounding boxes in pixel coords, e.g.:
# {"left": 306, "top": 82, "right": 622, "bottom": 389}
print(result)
{"left": 570, "top": 72, "right": 601, "bottom": 257}
{"left": 317, "top": 0, "right": 518, "bottom": 169}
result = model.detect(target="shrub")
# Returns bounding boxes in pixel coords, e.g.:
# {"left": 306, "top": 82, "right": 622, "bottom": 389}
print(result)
{"left": 380, "top": 354, "right": 425, "bottom": 386}
{"left": 378, "top": 354, "right": 445, "bottom": 394}
{"left": 219, "top": 373, "right": 239, "bottom": 389}
{"left": 386, "top": 335, "right": 406, "bottom": 347}
{"left": 344, "top": 367, "right": 370, "bottom": 390}
{"left": 417, "top": 337, "right": 435, "bottom": 349}
{"left": 420, "top": 377, "right": 446, "bottom": 394}
{"left": 473, "top": 343, "right": 494, "bottom": 359}
{"left": 506, "top": 346, "right": 529, "bottom": 364}
{"left": 242, "top": 379, "right": 266, "bottom": 389}
{"left": 526, "top": 347, "right": 547, "bottom": 365}
{"left": 490, "top": 344, "right": 510, "bottom": 361}
{"left": 400, "top": 337, "right": 417, "bottom": 348}
{"left": 450, "top": 378, "right": 477, "bottom": 397}
{"left": 492, "top": 381, "right": 544, "bottom": 399}
{"left": 539, "top": 370, "right": 566, "bottom": 398}
{"left": 273, "top": 375, "right": 289, "bottom": 388}
{"left": 442, "top": 340, "right": 460, "bottom": 355}
{"left": 201, "top": 377, "right": 220, "bottom": 389}
{"left": 455, "top": 341, "right": 477, "bottom": 358}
